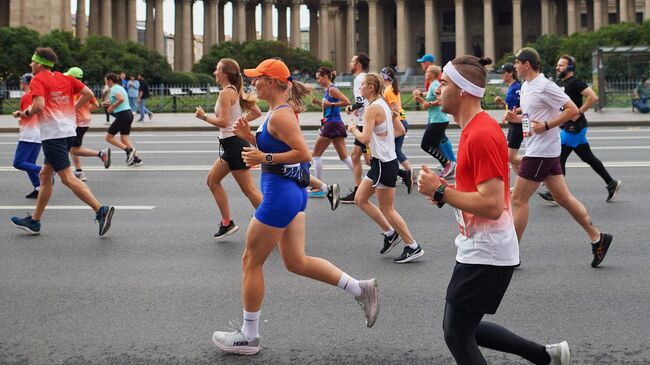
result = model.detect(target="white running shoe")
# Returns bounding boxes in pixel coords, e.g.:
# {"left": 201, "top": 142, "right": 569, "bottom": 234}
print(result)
{"left": 74, "top": 170, "right": 87, "bottom": 181}
{"left": 212, "top": 327, "right": 260, "bottom": 355}
{"left": 546, "top": 341, "right": 570, "bottom": 365}
{"left": 355, "top": 278, "right": 380, "bottom": 328}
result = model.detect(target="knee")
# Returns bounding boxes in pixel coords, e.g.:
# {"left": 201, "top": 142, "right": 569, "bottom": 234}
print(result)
{"left": 39, "top": 170, "right": 53, "bottom": 184}
{"left": 553, "top": 192, "right": 571, "bottom": 207}
{"left": 511, "top": 195, "right": 527, "bottom": 209}
{"left": 241, "top": 250, "right": 257, "bottom": 272}
{"left": 283, "top": 257, "right": 306, "bottom": 275}
{"left": 104, "top": 134, "right": 112, "bottom": 143}
{"left": 443, "top": 326, "right": 463, "bottom": 351}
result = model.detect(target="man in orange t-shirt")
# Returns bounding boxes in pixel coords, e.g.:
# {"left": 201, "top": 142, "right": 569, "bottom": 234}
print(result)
{"left": 64, "top": 67, "right": 111, "bottom": 182}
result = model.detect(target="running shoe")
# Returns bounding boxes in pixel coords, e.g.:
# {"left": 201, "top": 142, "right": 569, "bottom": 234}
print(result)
{"left": 537, "top": 190, "right": 556, "bottom": 203}
{"left": 380, "top": 231, "right": 402, "bottom": 254}
{"left": 96, "top": 205, "right": 115, "bottom": 237}
{"left": 441, "top": 161, "right": 456, "bottom": 178}
{"left": 212, "top": 327, "right": 260, "bottom": 355}
{"left": 99, "top": 148, "right": 111, "bottom": 169}
{"left": 403, "top": 168, "right": 415, "bottom": 194}
{"left": 125, "top": 148, "right": 136, "bottom": 165}
{"left": 75, "top": 170, "right": 88, "bottom": 181}
{"left": 355, "top": 278, "right": 380, "bottom": 328}
{"left": 606, "top": 180, "right": 622, "bottom": 202}
{"left": 308, "top": 190, "right": 326, "bottom": 198}
{"left": 128, "top": 158, "right": 144, "bottom": 167}
{"left": 591, "top": 233, "right": 613, "bottom": 268}
{"left": 340, "top": 187, "right": 357, "bottom": 204}
{"left": 10, "top": 215, "right": 40, "bottom": 235}
{"left": 25, "top": 190, "right": 39, "bottom": 199}
{"left": 214, "top": 221, "right": 239, "bottom": 240}
{"left": 148, "top": 112, "right": 153, "bottom": 120}
{"left": 393, "top": 245, "right": 424, "bottom": 263}
{"left": 326, "top": 184, "right": 340, "bottom": 211}
{"left": 545, "top": 341, "right": 570, "bottom": 365}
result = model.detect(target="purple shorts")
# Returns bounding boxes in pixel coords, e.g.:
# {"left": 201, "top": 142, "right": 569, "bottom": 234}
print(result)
{"left": 320, "top": 120, "right": 347, "bottom": 139}
{"left": 518, "top": 156, "right": 563, "bottom": 182}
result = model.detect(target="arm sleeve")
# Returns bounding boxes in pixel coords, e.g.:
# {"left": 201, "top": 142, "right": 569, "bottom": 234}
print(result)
{"left": 20, "top": 93, "right": 33, "bottom": 111}
{"left": 543, "top": 82, "right": 570, "bottom": 110}
{"left": 71, "top": 77, "right": 85, "bottom": 94}
{"left": 425, "top": 82, "right": 436, "bottom": 102}
{"left": 29, "top": 77, "right": 44, "bottom": 98}
{"left": 469, "top": 135, "right": 506, "bottom": 185}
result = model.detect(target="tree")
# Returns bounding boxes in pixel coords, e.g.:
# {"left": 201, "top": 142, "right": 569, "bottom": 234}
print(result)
{"left": 0, "top": 27, "right": 40, "bottom": 86}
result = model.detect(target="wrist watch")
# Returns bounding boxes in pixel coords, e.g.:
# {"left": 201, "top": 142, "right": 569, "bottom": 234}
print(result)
{"left": 265, "top": 153, "right": 273, "bottom": 164}
{"left": 433, "top": 184, "right": 447, "bottom": 208}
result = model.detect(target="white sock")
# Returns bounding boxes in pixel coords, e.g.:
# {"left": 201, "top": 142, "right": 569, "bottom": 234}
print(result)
{"left": 320, "top": 183, "right": 329, "bottom": 195}
{"left": 383, "top": 228, "right": 395, "bottom": 236}
{"left": 35, "top": 186, "right": 40, "bottom": 191}
{"left": 313, "top": 156, "right": 323, "bottom": 180}
{"left": 342, "top": 156, "right": 354, "bottom": 171}
{"left": 337, "top": 272, "right": 363, "bottom": 297}
{"left": 241, "top": 310, "right": 260, "bottom": 339}
{"left": 408, "top": 241, "right": 419, "bottom": 249}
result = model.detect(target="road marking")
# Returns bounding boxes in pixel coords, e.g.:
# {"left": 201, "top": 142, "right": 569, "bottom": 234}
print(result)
{"left": 0, "top": 205, "right": 155, "bottom": 210}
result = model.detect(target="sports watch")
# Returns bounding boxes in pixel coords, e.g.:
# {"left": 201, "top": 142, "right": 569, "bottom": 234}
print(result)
{"left": 433, "top": 184, "right": 446, "bottom": 208}
{"left": 265, "top": 153, "right": 273, "bottom": 164}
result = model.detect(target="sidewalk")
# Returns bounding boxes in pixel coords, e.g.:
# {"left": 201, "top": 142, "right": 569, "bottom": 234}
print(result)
{"left": 1, "top": 108, "right": 649, "bottom": 132}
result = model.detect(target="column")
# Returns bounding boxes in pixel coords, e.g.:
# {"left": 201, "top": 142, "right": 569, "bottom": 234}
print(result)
{"left": 628, "top": 0, "right": 636, "bottom": 22}
{"left": 309, "top": 4, "right": 319, "bottom": 57}
{"left": 262, "top": 0, "right": 274, "bottom": 40}
{"left": 512, "top": 0, "right": 522, "bottom": 51}
{"left": 246, "top": 3, "right": 256, "bottom": 41}
{"left": 620, "top": 0, "right": 629, "bottom": 21}
{"left": 601, "top": 0, "right": 609, "bottom": 25}
{"left": 237, "top": 0, "right": 247, "bottom": 42}
{"left": 424, "top": 0, "right": 439, "bottom": 57}
{"left": 290, "top": 0, "right": 301, "bottom": 48}
{"left": 334, "top": 6, "right": 346, "bottom": 71}
{"left": 567, "top": 0, "right": 577, "bottom": 33}
{"left": 646, "top": 0, "right": 650, "bottom": 20}
{"left": 484, "top": 0, "right": 495, "bottom": 64}
{"left": 278, "top": 4, "right": 288, "bottom": 44}
{"left": 101, "top": 0, "right": 112, "bottom": 36}
{"left": 346, "top": 0, "right": 356, "bottom": 63}
{"left": 204, "top": 0, "right": 213, "bottom": 54}
{"left": 62, "top": 0, "right": 72, "bottom": 31}
{"left": 115, "top": 0, "right": 127, "bottom": 40}
{"left": 587, "top": 0, "right": 594, "bottom": 30}
{"left": 218, "top": 0, "right": 225, "bottom": 43}
{"left": 368, "top": 0, "right": 379, "bottom": 71}
{"left": 455, "top": 0, "right": 465, "bottom": 56}
{"left": 541, "top": 0, "right": 551, "bottom": 34}
{"left": 175, "top": 0, "right": 183, "bottom": 71}
{"left": 182, "top": 0, "right": 193, "bottom": 70}
{"left": 127, "top": 0, "right": 137, "bottom": 41}
{"left": 329, "top": 6, "right": 338, "bottom": 66}
{"left": 76, "top": 0, "right": 87, "bottom": 40}
{"left": 89, "top": 0, "right": 99, "bottom": 35}
{"left": 319, "top": 0, "right": 330, "bottom": 61}
{"left": 146, "top": 0, "right": 155, "bottom": 47}
{"left": 396, "top": 0, "right": 407, "bottom": 70}
{"left": 155, "top": 0, "right": 165, "bottom": 54}
{"left": 210, "top": 0, "right": 218, "bottom": 45}
{"left": 594, "top": 0, "right": 602, "bottom": 28}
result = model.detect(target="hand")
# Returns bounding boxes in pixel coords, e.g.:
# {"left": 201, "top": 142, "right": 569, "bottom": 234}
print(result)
{"left": 504, "top": 109, "right": 519, "bottom": 123}
{"left": 233, "top": 117, "right": 250, "bottom": 138}
{"left": 241, "top": 146, "right": 264, "bottom": 167}
{"left": 345, "top": 105, "right": 352, "bottom": 114}
{"left": 195, "top": 106, "right": 207, "bottom": 121}
{"left": 412, "top": 89, "right": 421, "bottom": 98}
{"left": 322, "top": 99, "right": 332, "bottom": 107}
{"left": 107, "top": 105, "right": 114, "bottom": 113}
{"left": 312, "top": 97, "right": 321, "bottom": 106}
{"left": 347, "top": 120, "right": 357, "bottom": 132}
{"left": 417, "top": 164, "right": 444, "bottom": 199}
{"left": 494, "top": 96, "right": 503, "bottom": 104}
{"left": 531, "top": 120, "right": 546, "bottom": 134}
{"left": 12, "top": 110, "right": 20, "bottom": 118}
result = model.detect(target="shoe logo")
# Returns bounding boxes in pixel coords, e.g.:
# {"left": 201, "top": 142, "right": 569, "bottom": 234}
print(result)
{"left": 234, "top": 340, "right": 249, "bottom": 346}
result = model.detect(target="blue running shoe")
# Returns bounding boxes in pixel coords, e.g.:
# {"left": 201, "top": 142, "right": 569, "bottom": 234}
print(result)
{"left": 308, "top": 190, "right": 326, "bottom": 198}
{"left": 11, "top": 215, "right": 40, "bottom": 235}
{"left": 96, "top": 205, "right": 115, "bottom": 237}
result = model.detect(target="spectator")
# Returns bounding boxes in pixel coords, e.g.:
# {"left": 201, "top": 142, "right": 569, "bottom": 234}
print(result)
{"left": 126, "top": 74, "right": 140, "bottom": 112}
{"left": 137, "top": 74, "right": 153, "bottom": 121}
{"left": 633, "top": 77, "right": 650, "bottom": 113}
{"left": 119, "top": 72, "right": 128, "bottom": 89}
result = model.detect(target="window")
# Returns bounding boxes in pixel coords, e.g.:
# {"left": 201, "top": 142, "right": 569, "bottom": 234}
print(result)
{"left": 580, "top": 13, "right": 587, "bottom": 28}
{"left": 608, "top": 13, "right": 618, "bottom": 24}
{"left": 442, "top": 11, "right": 455, "bottom": 33}
{"left": 497, "top": 11, "right": 512, "bottom": 26}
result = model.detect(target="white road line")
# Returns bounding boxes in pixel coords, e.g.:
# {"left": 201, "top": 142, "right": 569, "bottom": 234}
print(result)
{"left": 0, "top": 205, "right": 155, "bottom": 210}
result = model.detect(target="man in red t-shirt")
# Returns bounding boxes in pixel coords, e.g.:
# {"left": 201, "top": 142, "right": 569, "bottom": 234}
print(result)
{"left": 417, "top": 55, "right": 570, "bottom": 365}
{"left": 10, "top": 47, "right": 115, "bottom": 237}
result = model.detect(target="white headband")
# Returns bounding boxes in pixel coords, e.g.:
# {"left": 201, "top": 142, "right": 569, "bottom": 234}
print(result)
{"left": 442, "top": 61, "right": 485, "bottom": 98}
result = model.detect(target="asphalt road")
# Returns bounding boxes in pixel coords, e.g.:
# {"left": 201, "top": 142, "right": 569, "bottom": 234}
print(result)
{"left": 1, "top": 126, "right": 649, "bottom": 364}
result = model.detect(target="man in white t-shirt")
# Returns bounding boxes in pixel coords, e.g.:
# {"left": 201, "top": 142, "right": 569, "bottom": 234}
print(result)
{"left": 340, "top": 53, "right": 370, "bottom": 204}
{"left": 506, "top": 47, "right": 613, "bottom": 268}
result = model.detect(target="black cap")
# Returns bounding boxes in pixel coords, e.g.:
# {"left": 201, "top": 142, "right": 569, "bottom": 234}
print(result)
{"left": 496, "top": 63, "right": 516, "bottom": 74}
{"left": 515, "top": 47, "right": 541, "bottom": 69}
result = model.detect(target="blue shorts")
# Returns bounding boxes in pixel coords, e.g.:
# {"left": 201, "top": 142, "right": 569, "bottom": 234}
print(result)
{"left": 42, "top": 137, "right": 75, "bottom": 172}
{"left": 561, "top": 128, "right": 588, "bottom": 148}
{"left": 254, "top": 172, "right": 308, "bottom": 228}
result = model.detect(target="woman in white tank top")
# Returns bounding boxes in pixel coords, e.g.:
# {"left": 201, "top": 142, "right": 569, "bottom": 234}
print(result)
{"left": 195, "top": 58, "right": 262, "bottom": 240}
{"left": 347, "top": 73, "right": 423, "bottom": 264}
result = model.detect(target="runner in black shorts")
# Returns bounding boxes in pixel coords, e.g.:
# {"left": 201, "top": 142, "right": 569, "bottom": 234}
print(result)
{"left": 195, "top": 58, "right": 262, "bottom": 239}
{"left": 103, "top": 73, "right": 142, "bottom": 166}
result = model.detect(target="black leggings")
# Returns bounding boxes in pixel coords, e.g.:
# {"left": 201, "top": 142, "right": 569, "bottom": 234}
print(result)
{"left": 560, "top": 143, "right": 614, "bottom": 186}
{"left": 421, "top": 122, "right": 449, "bottom": 167}
{"left": 442, "top": 301, "right": 550, "bottom": 365}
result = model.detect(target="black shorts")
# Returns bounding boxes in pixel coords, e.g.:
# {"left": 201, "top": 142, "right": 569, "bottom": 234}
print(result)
{"left": 518, "top": 156, "right": 563, "bottom": 182}
{"left": 219, "top": 136, "right": 250, "bottom": 171}
{"left": 107, "top": 110, "right": 134, "bottom": 136}
{"left": 446, "top": 262, "right": 514, "bottom": 314}
{"left": 42, "top": 136, "right": 75, "bottom": 172}
{"left": 507, "top": 123, "right": 523, "bottom": 149}
{"left": 366, "top": 158, "right": 399, "bottom": 188}
{"left": 72, "top": 127, "right": 89, "bottom": 148}
{"left": 353, "top": 126, "right": 368, "bottom": 153}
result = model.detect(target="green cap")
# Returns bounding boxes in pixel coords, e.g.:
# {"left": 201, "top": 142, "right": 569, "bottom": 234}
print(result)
{"left": 515, "top": 47, "right": 541, "bottom": 69}
{"left": 64, "top": 67, "right": 84, "bottom": 79}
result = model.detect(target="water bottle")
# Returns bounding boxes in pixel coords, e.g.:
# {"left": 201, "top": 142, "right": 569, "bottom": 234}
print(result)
{"left": 522, "top": 112, "right": 531, "bottom": 137}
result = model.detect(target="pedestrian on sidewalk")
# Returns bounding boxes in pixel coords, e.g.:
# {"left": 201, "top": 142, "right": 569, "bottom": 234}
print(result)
{"left": 137, "top": 74, "right": 153, "bottom": 121}
{"left": 11, "top": 72, "right": 42, "bottom": 199}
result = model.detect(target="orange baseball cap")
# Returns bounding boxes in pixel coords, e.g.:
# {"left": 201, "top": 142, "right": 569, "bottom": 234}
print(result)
{"left": 244, "top": 59, "right": 292, "bottom": 82}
